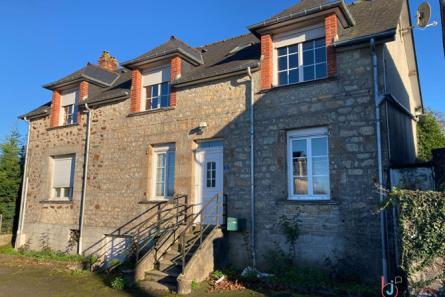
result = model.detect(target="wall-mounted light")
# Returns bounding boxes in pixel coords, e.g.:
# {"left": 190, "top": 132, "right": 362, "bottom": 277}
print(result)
{"left": 198, "top": 121, "right": 208, "bottom": 131}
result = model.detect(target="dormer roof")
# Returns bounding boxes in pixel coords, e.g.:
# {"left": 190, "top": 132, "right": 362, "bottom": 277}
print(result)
{"left": 122, "top": 36, "right": 204, "bottom": 68}
{"left": 43, "top": 63, "right": 120, "bottom": 90}
{"left": 248, "top": 0, "right": 355, "bottom": 35}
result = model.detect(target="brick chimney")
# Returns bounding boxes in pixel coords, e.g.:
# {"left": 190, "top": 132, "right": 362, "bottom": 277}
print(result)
{"left": 98, "top": 51, "right": 119, "bottom": 72}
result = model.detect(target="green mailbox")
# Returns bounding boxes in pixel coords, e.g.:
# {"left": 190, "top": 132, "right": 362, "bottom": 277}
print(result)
{"left": 226, "top": 217, "right": 245, "bottom": 232}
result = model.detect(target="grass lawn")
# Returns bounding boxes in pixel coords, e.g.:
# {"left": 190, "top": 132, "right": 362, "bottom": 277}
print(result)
{"left": 0, "top": 253, "right": 318, "bottom": 297}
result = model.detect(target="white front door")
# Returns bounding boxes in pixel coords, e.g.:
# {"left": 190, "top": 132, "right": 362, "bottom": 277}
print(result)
{"left": 195, "top": 142, "right": 223, "bottom": 225}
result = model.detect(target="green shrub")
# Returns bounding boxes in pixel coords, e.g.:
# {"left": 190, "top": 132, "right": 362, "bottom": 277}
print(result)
{"left": 110, "top": 276, "right": 125, "bottom": 290}
{"left": 388, "top": 189, "right": 445, "bottom": 285}
{"left": 191, "top": 280, "right": 199, "bottom": 290}
{"left": 265, "top": 248, "right": 293, "bottom": 276}
{"left": 211, "top": 270, "right": 224, "bottom": 279}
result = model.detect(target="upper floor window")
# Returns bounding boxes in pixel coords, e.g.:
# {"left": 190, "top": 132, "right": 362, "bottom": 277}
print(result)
{"left": 277, "top": 38, "right": 327, "bottom": 86}
{"left": 152, "top": 144, "right": 175, "bottom": 199}
{"left": 60, "top": 88, "right": 79, "bottom": 125}
{"left": 145, "top": 82, "right": 170, "bottom": 110}
{"left": 142, "top": 66, "right": 171, "bottom": 111}
{"left": 287, "top": 128, "right": 330, "bottom": 200}
{"left": 51, "top": 155, "right": 75, "bottom": 200}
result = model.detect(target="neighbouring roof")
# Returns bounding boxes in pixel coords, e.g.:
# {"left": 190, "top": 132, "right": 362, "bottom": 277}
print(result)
{"left": 23, "top": 0, "right": 405, "bottom": 119}
{"left": 19, "top": 101, "right": 52, "bottom": 119}
{"left": 122, "top": 36, "right": 204, "bottom": 67}
{"left": 43, "top": 63, "right": 120, "bottom": 90}
{"left": 82, "top": 69, "right": 132, "bottom": 106}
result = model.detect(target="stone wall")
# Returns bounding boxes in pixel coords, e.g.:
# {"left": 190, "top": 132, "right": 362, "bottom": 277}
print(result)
{"left": 21, "top": 44, "right": 390, "bottom": 280}
{"left": 226, "top": 45, "right": 383, "bottom": 278}
{"left": 390, "top": 166, "right": 435, "bottom": 191}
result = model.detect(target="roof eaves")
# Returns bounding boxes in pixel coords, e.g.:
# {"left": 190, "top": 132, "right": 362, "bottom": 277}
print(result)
{"left": 172, "top": 62, "right": 260, "bottom": 87}
{"left": 122, "top": 48, "right": 203, "bottom": 68}
{"left": 334, "top": 29, "right": 396, "bottom": 47}
{"left": 248, "top": 0, "right": 355, "bottom": 32}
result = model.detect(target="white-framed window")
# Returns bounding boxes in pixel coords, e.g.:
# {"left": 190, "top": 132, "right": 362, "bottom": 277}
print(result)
{"left": 277, "top": 38, "right": 327, "bottom": 86}
{"left": 142, "top": 66, "right": 171, "bottom": 111}
{"left": 287, "top": 128, "right": 330, "bottom": 200}
{"left": 152, "top": 144, "right": 175, "bottom": 199}
{"left": 144, "top": 82, "right": 170, "bottom": 110}
{"left": 51, "top": 155, "right": 75, "bottom": 200}
{"left": 60, "top": 88, "right": 79, "bottom": 125}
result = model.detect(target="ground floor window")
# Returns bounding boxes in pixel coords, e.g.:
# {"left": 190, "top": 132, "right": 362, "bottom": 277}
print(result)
{"left": 287, "top": 127, "right": 330, "bottom": 200}
{"left": 51, "top": 154, "right": 75, "bottom": 200}
{"left": 152, "top": 144, "right": 175, "bottom": 199}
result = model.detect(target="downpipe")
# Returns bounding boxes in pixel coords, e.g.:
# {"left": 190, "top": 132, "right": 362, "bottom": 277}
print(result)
{"left": 15, "top": 117, "right": 31, "bottom": 249}
{"left": 247, "top": 67, "right": 256, "bottom": 268}
{"left": 371, "top": 38, "right": 389, "bottom": 282}
{"left": 78, "top": 103, "right": 92, "bottom": 255}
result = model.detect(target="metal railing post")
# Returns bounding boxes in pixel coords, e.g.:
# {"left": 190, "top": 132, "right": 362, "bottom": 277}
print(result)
{"left": 136, "top": 228, "right": 140, "bottom": 262}
{"left": 181, "top": 234, "right": 185, "bottom": 272}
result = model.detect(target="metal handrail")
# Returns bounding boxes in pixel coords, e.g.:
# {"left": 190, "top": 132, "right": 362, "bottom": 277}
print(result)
{"left": 134, "top": 194, "right": 188, "bottom": 262}
{"left": 179, "top": 192, "right": 223, "bottom": 272}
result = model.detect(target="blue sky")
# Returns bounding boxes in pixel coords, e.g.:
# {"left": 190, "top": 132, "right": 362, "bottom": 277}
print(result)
{"left": 0, "top": 0, "right": 443, "bottom": 142}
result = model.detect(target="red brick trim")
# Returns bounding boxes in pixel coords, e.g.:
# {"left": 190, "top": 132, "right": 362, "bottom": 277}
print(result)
{"left": 79, "top": 81, "right": 89, "bottom": 100}
{"left": 50, "top": 90, "right": 61, "bottom": 128}
{"left": 325, "top": 14, "right": 337, "bottom": 77}
{"left": 78, "top": 81, "right": 89, "bottom": 124}
{"left": 130, "top": 69, "right": 142, "bottom": 112}
{"left": 260, "top": 34, "right": 273, "bottom": 90}
{"left": 170, "top": 56, "right": 182, "bottom": 107}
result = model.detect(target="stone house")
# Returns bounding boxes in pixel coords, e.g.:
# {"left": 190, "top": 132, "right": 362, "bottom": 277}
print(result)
{"left": 17, "top": 0, "right": 422, "bottom": 290}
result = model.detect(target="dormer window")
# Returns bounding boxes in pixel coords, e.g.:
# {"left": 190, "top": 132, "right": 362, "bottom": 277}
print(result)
{"left": 142, "top": 66, "right": 171, "bottom": 111}
{"left": 145, "top": 82, "right": 170, "bottom": 110}
{"left": 277, "top": 38, "right": 327, "bottom": 86}
{"left": 60, "top": 88, "right": 79, "bottom": 125}
{"left": 273, "top": 25, "right": 327, "bottom": 87}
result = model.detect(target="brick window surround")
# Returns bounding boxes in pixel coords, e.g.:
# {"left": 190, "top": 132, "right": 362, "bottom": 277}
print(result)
{"left": 49, "top": 81, "right": 88, "bottom": 128}
{"left": 130, "top": 56, "right": 181, "bottom": 113}
{"left": 325, "top": 14, "right": 337, "bottom": 78}
{"left": 260, "top": 14, "right": 338, "bottom": 90}
{"left": 50, "top": 90, "right": 62, "bottom": 128}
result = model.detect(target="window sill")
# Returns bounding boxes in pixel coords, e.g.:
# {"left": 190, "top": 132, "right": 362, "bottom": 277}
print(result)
{"left": 138, "top": 198, "right": 170, "bottom": 204}
{"left": 39, "top": 200, "right": 73, "bottom": 204}
{"left": 284, "top": 199, "right": 337, "bottom": 205}
{"left": 259, "top": 76, "right": 336, "bottom": 94}
{"left": 47, "top": 123, "right": 79, "bottom": 131}
{"left": 128, "top": 107, "right": 175, "bottom": 117}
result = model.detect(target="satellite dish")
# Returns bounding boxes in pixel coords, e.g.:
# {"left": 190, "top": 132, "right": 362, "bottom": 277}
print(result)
{"left": 416, "top": 2, "right": 432, "bottom": 28}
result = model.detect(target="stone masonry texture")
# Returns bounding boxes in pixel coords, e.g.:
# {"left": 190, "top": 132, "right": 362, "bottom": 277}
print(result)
{"left": 22, "top": 45, "right": 386, "bottom": 280}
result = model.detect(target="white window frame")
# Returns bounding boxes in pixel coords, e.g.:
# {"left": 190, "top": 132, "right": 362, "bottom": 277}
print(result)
{"left": 273, "top": 25, "right": 327, "bottom": 86}
{"left": 51, "top": 155, "right": 75, "bottom": 201}
{"left": 59, "top": 88, "right": 79, "bottom": 126}
{"left": 287, "top": 127, "right": 330, "bottom": 201}
{"left": 141, "top": 66, "right": 171, "bottom": 111}
{"left": 144, "top": 82, "right": 170, "bottom": 111}
{"left": 152, "top": 144, "right": 175, "bottom": 200}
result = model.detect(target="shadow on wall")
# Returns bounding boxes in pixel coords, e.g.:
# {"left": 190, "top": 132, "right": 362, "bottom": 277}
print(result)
{"left": 383, "top": 46, "right": 416, "bottom": 166}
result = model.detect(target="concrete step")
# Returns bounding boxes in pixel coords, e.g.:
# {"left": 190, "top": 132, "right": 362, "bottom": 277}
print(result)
{"left": 139, "top": 279, "right": 176, "bottom": 292}
{"left": 145, "top": 269, "right": 179, "bottom": 283}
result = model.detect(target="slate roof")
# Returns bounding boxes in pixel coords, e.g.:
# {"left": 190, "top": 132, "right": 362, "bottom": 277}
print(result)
{"left": 339, "top": 0, "right": 403, "bottom": 43}
{"left": 43, "top": 63, "right": 120, "bottom": 90}
{"left": 248, "top": 0, "right": 356, "bottom": 31}
{"left": 122, "top": 36, "right": 204, "bottom": 67}
{"left": 173, "top": 34, "right": 260, "bottom": 85}
{"left": 22, "top": 0, "right": 404, "bottom": 119}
